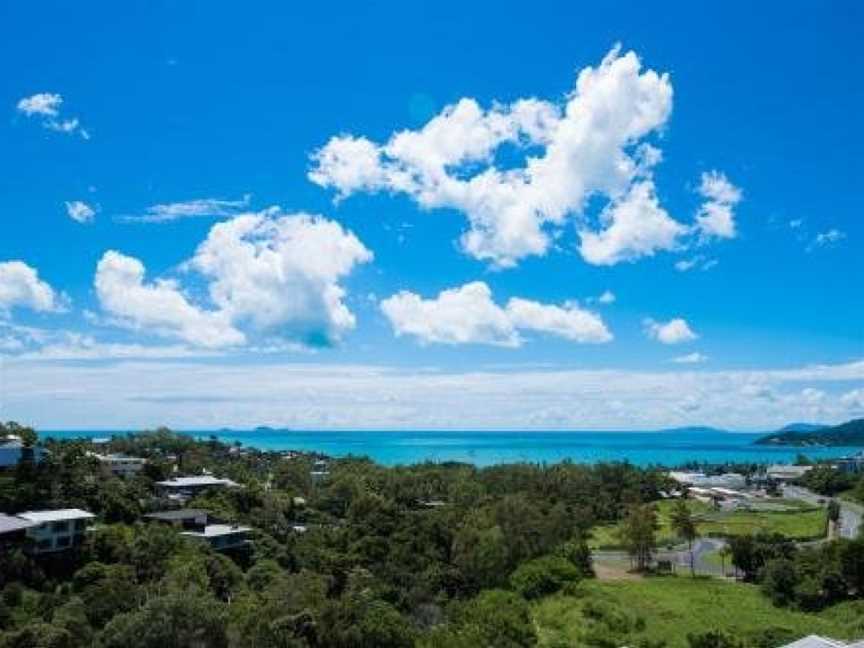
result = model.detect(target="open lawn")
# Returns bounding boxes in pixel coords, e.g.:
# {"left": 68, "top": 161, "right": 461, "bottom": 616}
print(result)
{"left": 533, "top": 577, "right": 864, "bottom": 648}
{"left": 589, "top": 499, "right": 826, "bottom": 549}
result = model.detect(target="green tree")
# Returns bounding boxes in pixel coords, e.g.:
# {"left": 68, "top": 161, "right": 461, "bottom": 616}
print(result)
{"left": 618, "top": 504, "right": 658, "bottom": 572}
{"left": 687, "top": 629, "right": 743, "bottom": 648}
{"left": 99, "top": 593, "right": 228, "bottom": 648}
{"left": 51, "top": 597, "right": 93, "bottom": 647}
{"left": 556, "top": 538, "right": 594, "bottom": 577}
{"left": 509, "top": 555, "right": 581, "bottom": 599}
{"left": 446, "top": 589, "right": 537, "bottom": 648}
{"left": 759, "top": 558, "right": 799, "bottom": 607}
{"left": 670, "top": 500, "right": 699, "bottom": 576}
{"left": 0, "top": 623, "right": 73, "bottom": 648}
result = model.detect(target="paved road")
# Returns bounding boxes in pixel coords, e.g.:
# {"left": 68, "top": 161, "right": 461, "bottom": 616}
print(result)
{"left": 783, "top": 485, "right": 863, "bottom": 539}
{"left": 594, "top": 537, "right": 728, "bottom": 576}
{"left": 593, "top": 488, "right": 863, "bottom": 577}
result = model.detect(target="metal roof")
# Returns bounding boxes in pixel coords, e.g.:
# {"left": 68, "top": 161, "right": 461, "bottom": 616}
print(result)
{"left": 155, "top": 476, "right": 238, "bottom": 488}
{"left": 144, "top": 509, "right": 209, "bottom": 521}
{"left": 780, "top": 636, "right": 846, "bottom": 648}
{"left": 17, "top": 509, "right": 95, "bottom": 524}
{"left": 181, "top": 524, "right": 251, "bottom": 538}
{"left": 0, "top": 514, "right": 36, "bottom": 535}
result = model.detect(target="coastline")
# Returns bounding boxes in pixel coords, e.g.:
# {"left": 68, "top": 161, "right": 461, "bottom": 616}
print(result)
{"left": 39, "top": 429, "right": 859, "bottom": 468}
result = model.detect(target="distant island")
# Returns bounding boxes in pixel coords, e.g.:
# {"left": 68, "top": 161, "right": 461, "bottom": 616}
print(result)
{"left": 755, "top": 418, "right": 864, "bottom": 447}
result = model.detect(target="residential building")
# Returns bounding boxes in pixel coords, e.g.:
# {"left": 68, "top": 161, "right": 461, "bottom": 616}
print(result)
{"left": 667, "top": 471, "right": 747, "bottom": 490}
{"left": 311, "top": 459, "right": 330, "bottom": 483}
{"left": 91, "top": 453, "right": 147, "bottom": 478}
{"left": 780, "top": 636, "right": 864, "bottom": 648}
{"left": 180, "top": 524, "right": 252, "bottom": 551}
{"left": 145, "top": 508, "right": 250, "bottom": 551}
{"left": 833, "top": 452, "right": 864, "bottom": 475}
{"left": 0, "top": 436, "right": 44, "bottom": 469}
{"left": 155, "top": 475, "right": 240, "bottom": 501}
{"left": 16, "top": 509, "right": 95, "bottom": 554}
{"left": 144, "top": 508, "right": 210, "bottom": 530}
{"left": 767, "top": 464, "right": 813, "bottom": 482}
{"left": 0, "top": 514, "right": 36, "bottom": 551}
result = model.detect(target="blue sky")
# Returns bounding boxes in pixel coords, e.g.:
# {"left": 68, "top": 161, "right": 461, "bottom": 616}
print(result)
{"left": 0, "top": 1, "right": 861, "bottom": 430}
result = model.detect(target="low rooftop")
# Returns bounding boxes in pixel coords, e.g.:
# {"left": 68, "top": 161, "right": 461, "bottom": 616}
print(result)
{"left": 17, "top": 509, "right": 95, "bottom": 524}
{"left": 144, "top": 509, "right": 209, "bottom": 522}
{"left": 0, "top": 513, "right": 36, "bottom": 535}
{"left": 155, "top": 476, "right": 239, "bottom": 488}
{"left": 780, "top": 636, "right": 847, "bottom": 648}
{"left": 181, "top": 524, "right": 251, "bottom": 538}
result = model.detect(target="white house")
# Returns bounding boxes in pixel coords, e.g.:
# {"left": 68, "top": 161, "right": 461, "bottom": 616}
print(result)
{"left": 780, "top": 636, "right": 864, "bottom": 648}
{"left": 0, "top": 436, "right": 44, "bottom": 469}
{"left": 311, "top": 460, "right": 330, "bottom": 483}
{"left": 16, "top": 509, "right": 95, "bottom": 554}
{"left": 180, "top": 523, "right": 252, "bottom": 551}
{"left": 93, "top": 453, "right": 147, "bottom": 478}
{"left": 0, "top": 514, "right": 36, "bottom": 550}
{"left": 767, "top": 464, "right": 813, "bottom": 482}
{"left": 668, "top": 471, "right": 747, "bottom": 490}
{"left": 155, "top": 475, "right": 240, "bottom": 498}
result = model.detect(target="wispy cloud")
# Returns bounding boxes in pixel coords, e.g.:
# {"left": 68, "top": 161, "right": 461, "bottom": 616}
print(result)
{"left": 807, "top": 228, "right": 846, "bottom": 252}
{"left": 65, "top": 200, "right": 97, "bottom": 224}
{"left": 16, "top": 93, "right": 89, "bottom": 139}
{"left": 671, "top": 352, "right": 708, "bottom": 364}
{"left": 3, "top": 355, "right": 863, "bottom": 431}
{"left": 117, "top": 195, "right": 252, "bottom": 223}
{"left": 674, "top": 254, "right": 717, "bottom": 272}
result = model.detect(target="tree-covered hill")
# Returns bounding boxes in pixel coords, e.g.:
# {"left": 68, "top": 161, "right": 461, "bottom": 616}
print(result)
{"left": 755, "top": 418, "right": 864, "bottom": 447}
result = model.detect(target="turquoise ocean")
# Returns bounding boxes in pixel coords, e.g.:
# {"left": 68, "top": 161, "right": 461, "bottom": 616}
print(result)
{"left": 41, "top": 429, "right": 859, "bottom": 468}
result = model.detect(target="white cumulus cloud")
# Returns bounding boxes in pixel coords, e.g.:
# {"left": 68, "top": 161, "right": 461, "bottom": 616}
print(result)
{"left": 694, "top": 171, "right": 742, "bottom": 240}
{"left": 380, "top": 281, "right": 611, "bottom": 346}
{"left": 65, "top": 200, "right": 96, "bottom": 223}
{"left": 644, "top": 317, "right": 698, "bottom": 345}
{"left": 188, "top": 211, "right": 373, "bottom": 346}
{"left": 311, "top": 47, "right": 725, "bottom": 268}
{"left": 0, "top": 261, "right": 64, "bottom": 313}
{"left": 578, "top": 180, "right": 686, "bottom": 265}
{"left": 94, "top": 210, "right": 372, "bottom": 349}
{"left": 95, "top": 251, "right": 245, "bottom": 349}
{"left": 594, "top": 290, "right": 616, "bottom": 305}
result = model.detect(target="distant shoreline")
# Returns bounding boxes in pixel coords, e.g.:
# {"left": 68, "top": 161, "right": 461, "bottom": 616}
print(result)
{"left": 38, "top": 428, "right": 858, "bottom": 468}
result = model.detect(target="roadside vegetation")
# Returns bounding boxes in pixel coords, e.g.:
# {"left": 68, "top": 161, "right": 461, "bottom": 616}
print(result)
{"left": 533, "top": 577, "right": 864, "bottom": 647}
{"left": 589, "top": 498, "right": 828, "bottom": 550}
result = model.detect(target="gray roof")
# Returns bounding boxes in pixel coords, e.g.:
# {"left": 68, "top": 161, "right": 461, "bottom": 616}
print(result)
{"left": 155, "top": 476, "right": 238, "bottom": 488}
{"left": 780, "top": 636, "right": 846, "bottom": 648}
{"left": 181, "top": 524, "right": 251, "bottom": 538}
{"left": 17, "top": 509, "right": 95, "bottom": 524}
{"left": 0, "top": 514, "right": 36, "bottom": 535}
{"left": 144, "top": 509, "right": 209, "bottom": 522}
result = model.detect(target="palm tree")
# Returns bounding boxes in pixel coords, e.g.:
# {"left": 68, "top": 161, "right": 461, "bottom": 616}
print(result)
{"left": 718, "top": 544, "right": 731, "bottom": 578}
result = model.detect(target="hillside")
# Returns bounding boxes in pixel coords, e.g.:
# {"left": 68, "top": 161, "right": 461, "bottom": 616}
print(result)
{"left": 755, "top": 418, "right": 864, "bottom": 446}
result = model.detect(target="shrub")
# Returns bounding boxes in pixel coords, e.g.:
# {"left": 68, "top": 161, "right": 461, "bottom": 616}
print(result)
{"left": 510, "top": 555, "right": 581, "bottom": 599}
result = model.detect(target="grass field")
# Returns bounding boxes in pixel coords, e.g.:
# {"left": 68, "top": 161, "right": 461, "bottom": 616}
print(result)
{"left": 533, "top": 577, "right": 864, "bottom": 647}
{"left": 589, "top": 499, "right": 827, "bottom": 549}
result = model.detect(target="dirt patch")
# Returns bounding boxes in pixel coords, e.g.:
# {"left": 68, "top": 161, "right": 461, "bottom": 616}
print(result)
{"left": 593, "top": 561, "right": 643, "bottom": 581}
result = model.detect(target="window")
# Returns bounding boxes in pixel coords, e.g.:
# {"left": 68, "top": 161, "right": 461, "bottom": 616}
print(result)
{"left": 51, "top": 521, "right": 68, "bottom": 533}
{"left": 56, "top": 536, "right": 71, "bottom": 548}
